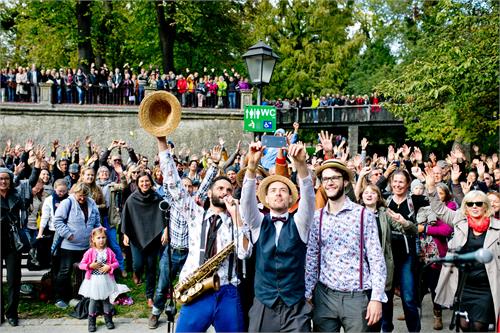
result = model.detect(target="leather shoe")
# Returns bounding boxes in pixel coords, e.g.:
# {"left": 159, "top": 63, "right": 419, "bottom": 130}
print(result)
{"left": 148, "top": 314, "right": 160, "bottom": 329}
{"left": 7, "top": 317, "right": 19, "bottom": 327}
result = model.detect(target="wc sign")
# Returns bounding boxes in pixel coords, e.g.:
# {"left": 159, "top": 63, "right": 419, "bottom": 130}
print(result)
{"left": 244, "top": 106, "right": 277, "bottom": 133}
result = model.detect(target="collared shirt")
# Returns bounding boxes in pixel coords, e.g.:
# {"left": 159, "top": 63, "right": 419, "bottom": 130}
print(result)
{"left": 240, "top": 175, "right": 315, "bottom": 245}
{"left": 179, "top": 208, "right": 251, "bottom": 287}
{"left": 304, "top": 198, "right": 387, "bottom": 302}
{"left": 159, "top": 150, "right": 216, "bottom": 249}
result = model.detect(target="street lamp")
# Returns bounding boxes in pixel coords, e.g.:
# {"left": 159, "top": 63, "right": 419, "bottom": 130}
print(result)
{"left": 242, "top": 41, "right": 279, "bottom": 105}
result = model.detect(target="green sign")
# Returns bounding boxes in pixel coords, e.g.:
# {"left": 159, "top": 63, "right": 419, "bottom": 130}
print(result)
{"left": 243, "top": 105, "right": 277, "bottom": 133}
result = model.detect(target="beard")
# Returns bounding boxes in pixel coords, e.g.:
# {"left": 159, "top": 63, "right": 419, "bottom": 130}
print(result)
{"left": 210, "top": 194, "right": 226, "bottom": 209}
{"left": 327, "top": 183, "right": 345, "bottom": 201}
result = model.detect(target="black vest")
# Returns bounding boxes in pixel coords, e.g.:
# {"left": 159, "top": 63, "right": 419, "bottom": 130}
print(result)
{"left": 254, "top": 214, "right": 307, "bottom": 307}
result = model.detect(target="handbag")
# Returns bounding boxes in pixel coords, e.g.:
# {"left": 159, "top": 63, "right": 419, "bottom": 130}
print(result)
{"left": 10, "top": 223, "right": 25, "bottom": 252}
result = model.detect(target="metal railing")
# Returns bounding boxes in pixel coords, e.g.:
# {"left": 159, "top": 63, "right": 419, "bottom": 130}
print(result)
{"left": 276, "top": 104, "right": 399, "bottom": 125}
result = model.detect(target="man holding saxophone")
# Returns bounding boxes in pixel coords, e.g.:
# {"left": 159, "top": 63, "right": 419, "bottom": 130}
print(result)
{"left": 156, "top": 136, "right": 251, "bottom": 332}
{"left": 240, "top": 141, "right": 316, "bottom": 331}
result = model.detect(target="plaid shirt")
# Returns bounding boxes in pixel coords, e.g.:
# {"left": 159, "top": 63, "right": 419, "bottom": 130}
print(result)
{"left": 159, "top": 150, "right": 217, "bottom": 249}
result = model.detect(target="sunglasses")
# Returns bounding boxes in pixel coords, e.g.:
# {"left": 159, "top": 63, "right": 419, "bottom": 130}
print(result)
{"left": 465, "top": 201, "right": 484, "bottom": 208}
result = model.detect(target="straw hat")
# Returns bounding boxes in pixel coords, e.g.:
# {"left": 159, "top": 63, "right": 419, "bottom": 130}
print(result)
{"left": 138, "top": 91, "right": 181, "bottom": 137}
{"left": 257, "top": 175, "right": 299, "bottom": 209}
{"left": 315, "top": 159, "right": 353, "bottom": 182}
{"left": 236, "top": 165, "right": 269, "bottom": 186}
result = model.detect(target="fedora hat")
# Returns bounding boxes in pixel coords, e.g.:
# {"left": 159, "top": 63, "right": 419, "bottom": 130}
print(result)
{"left": 257, "top": 175, "right": 299, "bottom": 209}
{"left": 315, "top": 159, "right": 353, "bottom": 182}
{"left": 138, "top": 91, "right": 181, "bottom": 137}
{"left": 236, "top": 165, "right": 269, "bottom": 187}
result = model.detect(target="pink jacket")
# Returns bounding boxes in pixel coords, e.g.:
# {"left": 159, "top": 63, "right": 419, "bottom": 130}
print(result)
{"left": 79, "top": 247, "right": 119, "bottom": 280}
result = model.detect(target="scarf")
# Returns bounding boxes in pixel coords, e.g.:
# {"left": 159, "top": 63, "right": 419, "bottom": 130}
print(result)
{"left": 52, "top": 191, "right": 68, "bottom": 213}
{"left": 467, "top": 215, "right": 490, "bottom": 234}
{"left": 121, "top": 188, "right": 165, "bottom": 249}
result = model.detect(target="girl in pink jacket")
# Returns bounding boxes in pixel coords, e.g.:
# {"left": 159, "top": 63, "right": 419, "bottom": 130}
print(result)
{"left": 79, "top": 227, "right": 119, "bottom": 332}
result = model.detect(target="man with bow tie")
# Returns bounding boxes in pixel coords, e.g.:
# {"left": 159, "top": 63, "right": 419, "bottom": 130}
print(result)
{"left": 240, "top": 141, "right": 315, "bottom": 332}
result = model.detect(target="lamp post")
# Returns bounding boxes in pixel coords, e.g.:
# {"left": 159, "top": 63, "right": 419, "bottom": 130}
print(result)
{"left": 242, "top": 41, "right": 279, "bottom": 106}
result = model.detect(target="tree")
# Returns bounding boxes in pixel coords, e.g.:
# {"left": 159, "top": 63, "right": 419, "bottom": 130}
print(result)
{"left": 244, "top": 0, "right": 364, "bottom": 99}
{"left": 377, "top": 0, "right": 499, "bottom": 146}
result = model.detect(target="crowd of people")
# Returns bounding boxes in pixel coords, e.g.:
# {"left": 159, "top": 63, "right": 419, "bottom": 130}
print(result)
{"left": 1, "top": 125, "right": 499, "bottom": 332}
{"left": 0, "top": 63, "right": 380, "bottom": 115}
{"left": 0, "top": 62, "right": 251, "bottom": 109}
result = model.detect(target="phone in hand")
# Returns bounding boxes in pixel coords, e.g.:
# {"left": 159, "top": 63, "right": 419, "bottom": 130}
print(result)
{"left": 262, "top": 136, "right": 287, "bottom": 149}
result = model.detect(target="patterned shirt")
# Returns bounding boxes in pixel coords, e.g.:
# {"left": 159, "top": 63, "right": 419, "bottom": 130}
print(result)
{"left": 91, "top": 249, "right": 107, "bottom": 276}
{"left": 305, "top": 198, "right": 387, "bottom": 302}
{"left": 159, "top": 150, "right": 217, "bottom": 249}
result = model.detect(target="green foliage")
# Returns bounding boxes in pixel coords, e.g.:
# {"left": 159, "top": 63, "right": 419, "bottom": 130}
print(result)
{"left": 244, "top": 0, "right": 364, "bottom": 99}
{"left": 377, "top": 0, "right": 500, "bottom": 146}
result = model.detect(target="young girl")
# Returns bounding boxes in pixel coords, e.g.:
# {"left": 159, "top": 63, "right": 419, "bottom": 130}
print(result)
{"left": 79, "top": 227, "right": 118, "bottom": 332}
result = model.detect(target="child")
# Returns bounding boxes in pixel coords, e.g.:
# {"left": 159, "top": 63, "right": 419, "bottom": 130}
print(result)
{"left": 79, "top": 227, "right": 119, "bottom": 332}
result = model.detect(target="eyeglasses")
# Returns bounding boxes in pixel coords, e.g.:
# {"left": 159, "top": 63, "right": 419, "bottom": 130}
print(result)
{"left": 131, "top": 171, "right": 139, "bottom": 174}
{"left": 113, "top": 159, "right": 122, "bottom": 162}
{"left": 321, "top": 175, "right": 343, "bottom": 184}
{"left": 465, "top": 201, "right": 484, "bottom": 208}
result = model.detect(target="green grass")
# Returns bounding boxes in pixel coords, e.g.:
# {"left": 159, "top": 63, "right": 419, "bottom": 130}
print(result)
{"left": 16, "top": 274, "right": 152, "bottom": 319}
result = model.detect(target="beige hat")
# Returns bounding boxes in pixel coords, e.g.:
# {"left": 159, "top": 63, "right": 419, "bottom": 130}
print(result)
{"left": 138, "top": 91, "right": 181, "bottom": 137}
{"left": 257, "top": 175, "right": 299, "bottom": 209}
{"left": 315, "top": 159, "right": 353, "bottom": 182}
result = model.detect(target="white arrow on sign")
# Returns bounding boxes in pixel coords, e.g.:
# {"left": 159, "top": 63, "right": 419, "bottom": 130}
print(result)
{"left": 249, "top": 120, "right": 255, "bottom": 128}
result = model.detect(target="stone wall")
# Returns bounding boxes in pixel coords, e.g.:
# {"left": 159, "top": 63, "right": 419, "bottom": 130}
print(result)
{"left": 0, "top": 103, "right": 253, "bottom": 159}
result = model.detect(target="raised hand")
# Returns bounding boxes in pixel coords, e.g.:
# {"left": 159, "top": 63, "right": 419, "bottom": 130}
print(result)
{"left": 411, "top": 166, "right": 424, "bottom": 181}
{"left": 361, "top": 137, "right": 369, "bottom": 151}
{"left": 52, "top": 139, "right": 60, "bottom": 150}
{"left": 461, "top": 181, "right": 471, "bottom": 195}
{"left": 25, "top": 138, "right": 34, "bottom": 152}
{"left": 477, "top": 161, "right": 485, "bottom": 178}
{"left": 288, "top": 142, "right": 307, "bottom": 164}
{"left": 387, "top": 145, "right": 395, "bottom": 162}
{"left": 218, "top": 137, "right": 225, "bottom": 147}
{"left": 210, "top": 145, "right": 222, "bottom": 164}
{"left": 423, "top": 166, "right": 435, "bottom": 192}
{"left": 451, "top": 164, "right": 462, "bottom": 184}
{"left": 14, "top": 162, "right": 25, "bottom": 175}
{"left": 319, "top": 130, "right": 334, "bottom": 155}
{"left": 85, "top": 135, "right": 92, "bottom": 146}
{"left": 413, "top": 147, "right": 423, "bottom": 163}
{"left": 246, "top": 141, "right": 264, "bottom": 168}
{"left": 401, "top": 144, "right": 410, "bottom": 159}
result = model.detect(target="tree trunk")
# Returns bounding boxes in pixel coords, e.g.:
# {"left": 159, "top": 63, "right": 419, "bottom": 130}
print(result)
{"left": 95, "top": 0, "right": 113, "bottom": 69}
{"left": 155, "top": 0, "right": 176, "bottom": 73}
{"left": 76, "top": 0, "right": 94, "bottom": 72}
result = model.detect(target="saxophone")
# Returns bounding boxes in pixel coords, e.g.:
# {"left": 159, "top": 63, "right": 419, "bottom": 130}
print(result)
{"left": 173, "top": 242, "right": 235, "bottom": 304}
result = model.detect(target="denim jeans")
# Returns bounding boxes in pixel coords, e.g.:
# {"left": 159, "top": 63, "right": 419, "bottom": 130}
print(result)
{"left": 76, "top": 86, "right": 84, "bottom": 104}
{"left": 382, "top": 254, "right": 421, "bottom": 332}
{"left": 176, "top": 285, "right": 244, "bottom": 333}
{"left": 105, "top": 227, "right": 125, "bottom": 271}
{"left": 228, "top": 92, "right": 236, "bottom": 109}
{"left": 129, "top": 241, "right": 160, "bottom": 299}
{"left": 138, "top": 85, "right": 145, "bottom": 103}
{"left": 56, "top": 87, "right": 62, "bottom": 103}
{"left": 66, "top": 89, "right": 73, "bottom": 103}
{"left": 151, "top": 246, "right": 188, "bottom": 315}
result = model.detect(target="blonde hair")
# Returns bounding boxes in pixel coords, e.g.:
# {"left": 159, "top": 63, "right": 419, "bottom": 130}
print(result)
{"left": 89, "top": 226, "right": 107, "bottom": 248}
{"left": 460, "top": 190, "right": 493, "bottom": 217}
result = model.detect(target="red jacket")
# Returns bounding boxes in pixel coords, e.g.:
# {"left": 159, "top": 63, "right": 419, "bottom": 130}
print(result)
{"left": 177, "top": 79, "right": 187, "bottom": 94}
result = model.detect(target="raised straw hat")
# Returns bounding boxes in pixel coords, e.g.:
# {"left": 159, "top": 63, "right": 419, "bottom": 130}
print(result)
{"left": 138, "top": 91, "right": 181, "bottom": 137}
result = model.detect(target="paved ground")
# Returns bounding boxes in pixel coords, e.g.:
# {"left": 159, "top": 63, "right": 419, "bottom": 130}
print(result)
{"left": 1, "top": 294, "right": 453, "bottom": 332}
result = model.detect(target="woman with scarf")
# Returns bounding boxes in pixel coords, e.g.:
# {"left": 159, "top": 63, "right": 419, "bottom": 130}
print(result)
{"left": 121, "top": 171, "right": 167, "bottom": 307}
{"left": 425, "top": 170, "right": 500, "bottom": 332}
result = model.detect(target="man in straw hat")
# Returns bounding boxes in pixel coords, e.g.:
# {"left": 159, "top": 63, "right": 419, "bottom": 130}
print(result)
{"left": 154, "top": 137, "right": 251, "bottom": 332}
{"left": 305, "top": 159, "right": 387, "bottom": 332}
{"left": 240, "top": 141, "right": 315, "bottom": 332}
